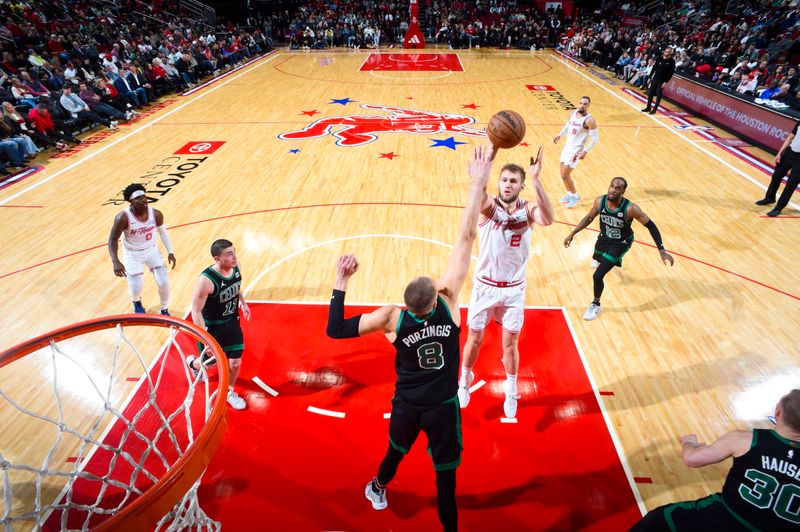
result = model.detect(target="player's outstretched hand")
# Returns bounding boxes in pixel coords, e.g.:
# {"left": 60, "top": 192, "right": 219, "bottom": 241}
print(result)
{"left": 553, "top": 135, "right": 561, "bottom": 144}
{"left": 529, "top": 146, "right": 544, "bottom": 181}
{"left": 336, "top": 254, "right": 359, "bottom": 280}
{"left": 168, "top": 253, "right": 177, "bottom": 270}
{"left": 563, "top": 233, "right": 574, "bottom": 248}
{"left": 468, "top": 144, "right": 495, "bottom": 185}
{"left": 660, "top": 250, "right": 674, "bottom": 266}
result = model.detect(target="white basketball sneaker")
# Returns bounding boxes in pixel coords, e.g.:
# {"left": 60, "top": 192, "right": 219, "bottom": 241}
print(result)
{"left": 583, "top": 303, "right": 601, "bottom": 321}
{"left": 365, "top": 478, "right": 388, "bottom": 510}
{"left": 560, "top": 192, "right": 572, "bottom": 203}
{"left": 566, "top": 193, "right": 581, "bottom": 209}
{"left": 226, "top": 388, "right": 246, "bottom": 410}
{"left": 502, "top": 380, "right": 519, "bottom": 419}
{"left": 457, "top": 370, "right": 474, "bottom": 408}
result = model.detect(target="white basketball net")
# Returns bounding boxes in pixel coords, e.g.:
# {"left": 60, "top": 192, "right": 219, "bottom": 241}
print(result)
{"left": 0, "top": 322, "right": 223, "bottom": 531}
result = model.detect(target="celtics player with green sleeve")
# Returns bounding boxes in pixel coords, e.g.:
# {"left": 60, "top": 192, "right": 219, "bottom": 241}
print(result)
{"left": 325, "top": 143, "right": 496, "bottom": 532}
{"left": 563, "top": 176, "right": 674, "bottom": 321}
{"left": 631, "top": 389, "right": 800, "bottom": 531}
{"left": 187, "top": 239, "right": 251, "bottom": 410}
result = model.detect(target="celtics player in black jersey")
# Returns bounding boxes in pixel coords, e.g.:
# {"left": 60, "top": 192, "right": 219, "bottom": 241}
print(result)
{"left": 326, "top": 144, "right": 497, "bottom": 532}
{"left": 187, "top": 239, "right": 251, "bottom": 410}
{"left": 563, "top": 177, "right": 674, "bottom": 321}
{"left": 632, "top": 389, "right": 800, "bottom": 531}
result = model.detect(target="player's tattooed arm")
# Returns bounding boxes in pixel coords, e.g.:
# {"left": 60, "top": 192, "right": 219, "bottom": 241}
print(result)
{"left": 563, "top": 197, "right": 600, "bottom": 247}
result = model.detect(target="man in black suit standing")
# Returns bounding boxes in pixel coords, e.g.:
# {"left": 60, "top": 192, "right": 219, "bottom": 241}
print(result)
{"left": 642, "top": 47, "right": 675, "bottom": 114}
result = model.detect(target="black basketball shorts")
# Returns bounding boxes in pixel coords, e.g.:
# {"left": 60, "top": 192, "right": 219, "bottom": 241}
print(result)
{"left": 388, "top": 395, "right": 462, "bottom": 471}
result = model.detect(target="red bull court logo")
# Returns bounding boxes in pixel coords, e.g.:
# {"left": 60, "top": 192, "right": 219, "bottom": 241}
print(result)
{"left": 278, "top": 104, "right": 486, "bottom": 147}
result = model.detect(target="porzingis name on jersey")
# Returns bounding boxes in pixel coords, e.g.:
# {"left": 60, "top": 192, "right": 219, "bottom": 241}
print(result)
{"left": 761, "top": 455, "right": 800, "bottom": 480}
{"left": 401, "top": 324, "right": 453, "bottom": 348}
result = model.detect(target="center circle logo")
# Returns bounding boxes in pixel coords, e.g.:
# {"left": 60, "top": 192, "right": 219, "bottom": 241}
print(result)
{"left": 189, "top": 143, "right": 212, "bottom": 153}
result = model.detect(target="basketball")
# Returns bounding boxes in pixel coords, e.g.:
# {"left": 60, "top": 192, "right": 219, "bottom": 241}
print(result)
{"left": 486, "top": 110, "right": 526, "bottom": 149}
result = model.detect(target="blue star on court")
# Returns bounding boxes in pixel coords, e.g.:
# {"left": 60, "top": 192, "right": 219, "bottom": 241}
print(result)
{"left": 289, "top": 148, "right": 301, "bottom": 154}
{"left": 430, "top": 137, "right": 467, "bottom": 150}
{"left": 329, "top": 97, "right": 355, "bottom": 105}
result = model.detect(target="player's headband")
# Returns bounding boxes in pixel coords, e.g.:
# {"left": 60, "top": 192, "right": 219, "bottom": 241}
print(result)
{"left": 129, "top": 190, "right": 146, "bottom": 200}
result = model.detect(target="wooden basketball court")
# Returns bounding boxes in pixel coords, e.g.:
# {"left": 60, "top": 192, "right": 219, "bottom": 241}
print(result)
{"left": 1, "top": 48, "right": 798, "bottom": 529}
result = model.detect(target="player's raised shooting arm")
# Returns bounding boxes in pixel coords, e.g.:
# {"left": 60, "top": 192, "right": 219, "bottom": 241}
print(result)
{"left": 680, "top": 430, "right": 752, "bottom": 468}
{"left": 438, "top": 145, "right": 493, "bottom": 302}
{"left": 190, "top": 275, "right": 214, "bottom": 329}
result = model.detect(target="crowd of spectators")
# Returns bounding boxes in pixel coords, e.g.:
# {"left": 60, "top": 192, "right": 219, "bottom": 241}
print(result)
{"left": 427, "top": 1, "right": 564, "bottom": 50}
{"left": 560, "top": 0, "right": 800, "bottom": 112}
{"left": 263, "top": 1, "right": 567, "bottom": 51}
{"left": 0, "top": 0, "right": 272, "bottom": 177}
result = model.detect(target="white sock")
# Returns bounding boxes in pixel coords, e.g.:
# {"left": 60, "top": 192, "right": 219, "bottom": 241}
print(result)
{"left": 505, "top": 374, "right": 517, "bottom": 395}
{"left": 459, "top": 366, "right": 471, "bottom": 387}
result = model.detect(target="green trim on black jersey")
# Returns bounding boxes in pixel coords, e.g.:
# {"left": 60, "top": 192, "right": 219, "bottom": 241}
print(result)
{"left": 770, "top": 429, "right": 800, "bottom": 448}
{"left": 407, "top": 306, "right": 436, "bottom": 323}
{"left": 603, "top": 194, "right": 628, "bottom": 214}
{"left": 201, "top": 269, "right": 220, "bottom": 291}
{"left": 396, "top": 310, "right": 406, "bottom": 335}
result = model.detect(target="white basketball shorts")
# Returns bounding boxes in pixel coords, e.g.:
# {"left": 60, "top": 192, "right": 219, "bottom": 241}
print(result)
{"left": 466, "top": 281, "right": 526, "bottom": 334}
{"left": 123, "top": 246, "right": 165, "bottom": 276}
{"left": 559, "top": 145, "right": 582, "bottom": 169}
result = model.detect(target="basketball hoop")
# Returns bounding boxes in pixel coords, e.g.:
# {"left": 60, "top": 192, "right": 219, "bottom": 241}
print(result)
{"left": 0, "top": 315, "right": 229, "bottom": 531}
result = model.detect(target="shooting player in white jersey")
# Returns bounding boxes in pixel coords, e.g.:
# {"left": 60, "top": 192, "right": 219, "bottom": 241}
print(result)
{"left": 108, "top": 183, "right": 177, "bottom": 314}
{"left": 458, "top": 147, "right": 554, "bottom": 419}
{"left": 553, "top": 96, "right": 599, "bottom": 209}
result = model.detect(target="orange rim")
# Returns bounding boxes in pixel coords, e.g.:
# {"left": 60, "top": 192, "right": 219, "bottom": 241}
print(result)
{"left": 0, "top": 314, "right": 229, "bottom": 531}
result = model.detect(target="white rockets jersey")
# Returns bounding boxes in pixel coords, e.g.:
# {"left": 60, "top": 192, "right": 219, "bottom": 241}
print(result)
{"left": 563, "top": 110, "right": 592, "bottom": 151}
{"left": 474, "top": 197, "right": 532, "bottom": 286}
{"left": 122, "top": 206, "right": 157, "bottom": 252}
